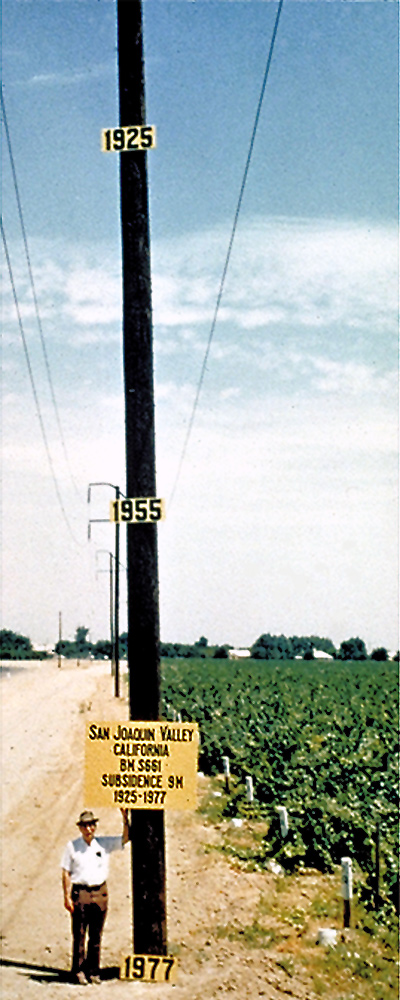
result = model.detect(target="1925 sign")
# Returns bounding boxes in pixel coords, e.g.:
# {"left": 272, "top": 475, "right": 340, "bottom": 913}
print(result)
{"left": 102, "top": 125, "right": 156, "bottom": 152}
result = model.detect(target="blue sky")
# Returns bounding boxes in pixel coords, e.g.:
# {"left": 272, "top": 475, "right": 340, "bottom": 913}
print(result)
{"left": 2, "top": 0, "right": 398, "bottom": 652}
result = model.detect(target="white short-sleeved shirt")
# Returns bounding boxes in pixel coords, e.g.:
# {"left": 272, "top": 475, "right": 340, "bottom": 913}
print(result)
{"left": 61, "top": 836, "right": 124, "bottom": 885}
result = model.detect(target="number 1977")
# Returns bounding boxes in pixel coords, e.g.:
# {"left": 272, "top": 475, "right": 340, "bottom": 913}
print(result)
{"left": 120, "top": 955, "right": 176, "bottom": 982}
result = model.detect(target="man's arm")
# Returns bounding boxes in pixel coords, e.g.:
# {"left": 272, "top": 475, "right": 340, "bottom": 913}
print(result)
{"left": 121, "top": 808, "right": 130, "bottom": 845}
{"left": 62, "top": 869, "right": 74, "bottom": 913}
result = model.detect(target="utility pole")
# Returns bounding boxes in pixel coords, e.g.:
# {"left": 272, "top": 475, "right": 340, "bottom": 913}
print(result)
{"left": 96, "top": 550, "right": 115, "bottom": 677}
{"left": 88, "top": 482, "right": 121, "bottom": 697}
{"left": 58, "top": 611, "right": 62, "bottom": 668}
{"left": 117, "top": 0, "right": 166, "bottom": 954}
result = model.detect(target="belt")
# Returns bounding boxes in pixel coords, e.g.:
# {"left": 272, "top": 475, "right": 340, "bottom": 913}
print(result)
{"left": 72, "top": 882, "right": 106, "bottom": 891}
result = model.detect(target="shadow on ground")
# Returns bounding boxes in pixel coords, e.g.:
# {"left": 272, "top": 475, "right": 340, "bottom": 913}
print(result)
{"left": 0, "top": 958, "right": 120, "bottom": 985}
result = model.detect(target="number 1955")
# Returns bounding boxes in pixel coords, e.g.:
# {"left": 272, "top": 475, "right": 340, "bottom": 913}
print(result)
{"left": 110, "top": 498, "right": 165, "bottom": 524}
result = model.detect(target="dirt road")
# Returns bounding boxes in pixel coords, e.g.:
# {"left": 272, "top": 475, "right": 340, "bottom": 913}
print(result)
{"left": 1, "top": 659, "right": 321, "bottom": 999}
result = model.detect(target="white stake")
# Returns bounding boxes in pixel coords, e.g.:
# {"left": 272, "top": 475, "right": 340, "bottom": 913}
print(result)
{"left": 277, "top": 806, "right": 289, "bottom": 838}
{"left": 222, "top": 755, "right": 230, "bottom": 792}
{"left": 245, "top": 776, "right": 254, "bottom": 803}
{"left": 341, "top": 856, "right": 352, "bottom": 927}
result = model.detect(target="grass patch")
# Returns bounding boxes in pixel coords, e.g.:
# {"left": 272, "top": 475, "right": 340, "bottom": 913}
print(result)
{"left": 215, "top": 919, "right": 282, "bottom": 949}
{"left": 199, "top": 778, "right": 399, "bottom": 1000}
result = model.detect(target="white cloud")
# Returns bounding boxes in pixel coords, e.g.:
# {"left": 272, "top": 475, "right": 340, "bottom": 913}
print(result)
{"left": 2, "top": 219, "right": 398, "bottom": 650}
{"left": 27, "top": 63, "right": 114, "bottom": 87}
{"left": 64, "top": 268, "right": 121, "bottom": 327}
{"left": 3, "top": 217, "right": 396, "bottom": 365}
{"left": 309, "top": 358, "right": 397, "bottom": 396}
{"left": 152, "top": 217, "right": 398, "bottom": 338}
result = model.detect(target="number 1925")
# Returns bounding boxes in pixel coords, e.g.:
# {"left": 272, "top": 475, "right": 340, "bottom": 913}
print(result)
{"left": 102, "top": 125, "right": 156, "bottom": 152}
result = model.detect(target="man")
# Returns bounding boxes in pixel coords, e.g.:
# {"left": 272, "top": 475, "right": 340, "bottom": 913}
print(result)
{"left": 61, "top": 808, "right": 129, "bottom": 985}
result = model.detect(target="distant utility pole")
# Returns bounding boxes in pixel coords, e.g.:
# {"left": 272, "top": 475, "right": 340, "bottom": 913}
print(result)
{"left": 58, "top": 611, "right": 62, "bottom": 669}
{"left": 117, "top": 0, "right": 166, "bottom": 954}
{"left": 96, "top": 550, "right": 115, "bottom": 677}
{"left": 88, "top": 482, "right": 121, "bottom": 697}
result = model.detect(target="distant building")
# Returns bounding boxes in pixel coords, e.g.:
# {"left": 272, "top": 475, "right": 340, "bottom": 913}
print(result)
{"left": 228, "top": 648, "right": 251, "bottom": 660}
{"left": 313, "top": 649, "right": 334, "bottom": 660}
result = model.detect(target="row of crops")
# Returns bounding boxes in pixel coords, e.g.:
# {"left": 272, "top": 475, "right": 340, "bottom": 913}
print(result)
{"left": 161, "top": 657, "right": 399, "bottom": 913}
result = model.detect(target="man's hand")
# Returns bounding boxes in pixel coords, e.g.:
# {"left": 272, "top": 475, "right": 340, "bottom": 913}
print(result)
{"left": 62, "top": 869, "right": 74, "bottom": 913}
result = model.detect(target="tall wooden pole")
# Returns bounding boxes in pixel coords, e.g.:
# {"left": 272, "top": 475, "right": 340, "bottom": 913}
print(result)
{"left": 117, "top": 0, "right": 166, "bottom": 954}
{"left": 114, "top": 487, "right": 120, "bottom": 698}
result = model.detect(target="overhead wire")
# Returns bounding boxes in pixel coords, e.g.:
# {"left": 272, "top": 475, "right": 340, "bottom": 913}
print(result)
{"left": 1, "top": 218, "right": 81, "bottom": 546}
{"left": 1, "top": 86, "right": 81, "bottom": 496}
{"left": 168, "top": 0, "right": 284, "bottom": 508}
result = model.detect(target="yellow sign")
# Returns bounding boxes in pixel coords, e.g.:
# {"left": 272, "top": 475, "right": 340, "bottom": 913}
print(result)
{"left": 110, "top": 498, "right": 166, "bottom": 524}
{"left": 102, "top": 125, "right": 156, "bottom": 152}
{"left": 120, "top": 955, "right": 177, "bottom": 983}
{"left": 85, "top": 721, "right": 199, "bottom": 809}
{"left": 120, "top": 954, "right": 177, "bottom": 982}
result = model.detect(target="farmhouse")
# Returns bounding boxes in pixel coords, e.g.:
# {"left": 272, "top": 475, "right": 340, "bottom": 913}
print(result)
{"left": 295, "top": 650, "right": 334, "bottom": 660}
{"left": 228, "top": 648, "right": 251, "bottom": 660}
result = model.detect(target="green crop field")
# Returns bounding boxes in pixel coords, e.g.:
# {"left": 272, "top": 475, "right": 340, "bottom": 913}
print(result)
{"left": 161, "top": 657, "right": 399, "bottom": 915}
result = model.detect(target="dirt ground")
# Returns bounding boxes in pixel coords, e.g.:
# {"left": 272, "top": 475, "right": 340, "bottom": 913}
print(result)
{"left": 1, "top": 660, "right": 344, "bottom": 999}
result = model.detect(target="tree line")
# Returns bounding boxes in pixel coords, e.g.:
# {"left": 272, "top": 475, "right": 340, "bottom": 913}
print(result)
{"left": 248, "top": 633, "right": 394, "bottom": 661}
{"left": 1, "top": 627, "right": 397, "bottom": 662}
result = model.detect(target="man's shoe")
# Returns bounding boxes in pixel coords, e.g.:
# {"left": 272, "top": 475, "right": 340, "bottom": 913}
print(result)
{"left": 76, "top": 972, "right": 88, "bottom": 985}
{"left": 90, "top": 975, "right": 101, "bottom": 985}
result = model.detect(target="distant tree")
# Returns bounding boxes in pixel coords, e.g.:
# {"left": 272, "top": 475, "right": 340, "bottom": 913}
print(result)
{"left": 276, "top": 635, "right": 294, "bottom": 659}
{"left": 370, "top": 647, "right": 388, "bottom": 661}
{"left": 195, "top": 636, "right": 208, "bottom": 648}
{"left": 339, "top": 637, "right": 367, "bottom": 661}
{"left": 303, "top": 649, "right": 314, "bottom": 660}
{"left": 74, "top": 626, "right": 92, "bottom": 658}
{"left": 0, "top": 629, "right": 34, "bottom": 659}
{"left": 290, "top": 636, "right": 313, "bottom": 658}
{"left": 54, "top": 625, "right": 93, "bottom": 659}
{"left": 160, "top": 642, "right": 176, "bottom": 658}
{"left": 251, "top": 634, "right": 275, "bottom": 659}
{"left": 252, "top": 645, "right": 267, "bottom": 659}
{"left": 213, "top": 645, "right": 229, "bottom": 659}
{"left": 393, "top": 651, "right": 400, "bottom": 662}
{"left": 92, "top": 639, "right": 112, "bottom": 660}
{"left": 251, "top": 634, "right": 293, "bottom": 660}
{"left": 54, "top": 639, "right": 76, "bottom": 659}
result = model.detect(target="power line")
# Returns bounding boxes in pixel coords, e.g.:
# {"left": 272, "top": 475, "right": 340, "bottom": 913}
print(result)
{"left": 1, "top": 218, "right": 81, "bottom": 546}
{"left": 1, "top": 86, "right": 80, "bottom": 496}
{"left": 168, "top": 0, "right": 284, "bottom": 507}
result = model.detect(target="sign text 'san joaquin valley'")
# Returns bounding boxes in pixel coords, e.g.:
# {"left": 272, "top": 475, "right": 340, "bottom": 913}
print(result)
{"left": 85, "top": 721, "right": 199, "bottom": 809}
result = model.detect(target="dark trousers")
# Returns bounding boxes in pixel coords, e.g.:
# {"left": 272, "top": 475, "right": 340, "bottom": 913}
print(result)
{"left": 71, "top": 883, "right": 108, "bottom": 977}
